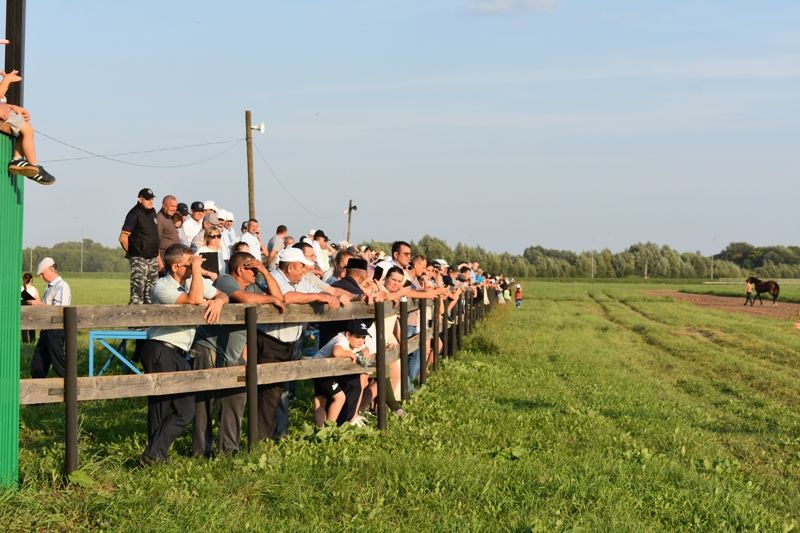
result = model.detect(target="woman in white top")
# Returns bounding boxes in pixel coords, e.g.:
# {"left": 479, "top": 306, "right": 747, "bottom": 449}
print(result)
{"left": 195, "top": 228, "right": 226, "bottom": 278}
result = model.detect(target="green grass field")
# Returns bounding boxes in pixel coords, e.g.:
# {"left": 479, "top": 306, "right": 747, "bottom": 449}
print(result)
{"left": 4, "top": 280, "right": 800, "bottom": 531}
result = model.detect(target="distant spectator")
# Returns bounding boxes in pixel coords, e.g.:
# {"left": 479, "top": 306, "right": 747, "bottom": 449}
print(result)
{"left": 26, "top": 258, "right": 71, "bottom": 378}
{"left": 514, "top": 284, "right": 523, "bottom": 309}
{"left": 119, "top": 188, "right": 160, "bottom": 304}
{"left": 267, "top": 224, "right": 289, "bottom": 269}
{"left": 156, "top": 195, "right": 180, "bottom": 273}
{"left": 181, "top": 201, "right": 205, "bottom": 247}
{"left": 195, "top": 227, "right": 226, "bottom": 278}
{"left": 240, "top": 218, "right": 269, "bottom": 261}
{"left": 21, "top": 272, "right": 38, "bottom": 343}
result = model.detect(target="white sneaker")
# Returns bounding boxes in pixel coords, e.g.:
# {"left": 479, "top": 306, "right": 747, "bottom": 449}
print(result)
{"left": 349, "top": 416, "right": 366, "bottom": 427}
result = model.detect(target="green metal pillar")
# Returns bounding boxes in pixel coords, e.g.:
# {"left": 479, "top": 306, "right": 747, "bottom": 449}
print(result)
{"left": 0, "top": 134, "right": 22, "bottom": 487}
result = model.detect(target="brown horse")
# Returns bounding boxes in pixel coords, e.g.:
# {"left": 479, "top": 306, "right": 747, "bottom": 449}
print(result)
{"left": 745, "top": 276, "right": 780, "bottom": 306}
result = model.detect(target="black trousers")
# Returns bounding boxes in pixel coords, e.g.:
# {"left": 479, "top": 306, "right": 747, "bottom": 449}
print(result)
{"left": 30, "top": 329, "right": 65, "bottom": 378}
{"left": 190, "top": 343, "right": 216, "bottom": 457}
{"left": 336, "top": 374, "right": 363, "bottom": 425}
{"left": 256, "top": 332, "right": 295, "bottom": 441}
{"left": 140, "top": 339, "right": 194, "bottom": 461}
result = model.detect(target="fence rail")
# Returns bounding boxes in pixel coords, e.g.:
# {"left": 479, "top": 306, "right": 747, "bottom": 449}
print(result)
{"left": 20, "top": 292, "right": 493, "bottom": 478}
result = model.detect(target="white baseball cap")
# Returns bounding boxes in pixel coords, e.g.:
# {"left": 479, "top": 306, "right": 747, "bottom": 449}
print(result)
{"left": 37, "top": 257, "right": 55, "bottom": 275}
{"left": 217, "top": 209, "right": 229, "bottom": 221}
{"left": 203, "top": 200, "right": 218, "bottom": 212}
{"left": 278, "top": 247, "right": 314, "bottom": 266}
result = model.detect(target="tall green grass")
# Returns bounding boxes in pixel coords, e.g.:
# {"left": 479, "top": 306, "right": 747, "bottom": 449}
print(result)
{"left": 3, "top": 282, "right": 798, "bottom": 530}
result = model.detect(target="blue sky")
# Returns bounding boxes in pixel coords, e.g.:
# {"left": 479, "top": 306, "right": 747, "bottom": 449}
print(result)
{"left": 7, "top": 0, "right": 800, "bottom": 254}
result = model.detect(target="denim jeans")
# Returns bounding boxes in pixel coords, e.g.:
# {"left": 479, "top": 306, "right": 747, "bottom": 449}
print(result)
{"left": 407, "top": 325, "right": 420, "bottom": 388}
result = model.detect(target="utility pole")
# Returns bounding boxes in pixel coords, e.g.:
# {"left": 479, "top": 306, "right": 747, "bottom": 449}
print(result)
{"left": 346, "top": 199, "right": 357, "bottom": 243}
{"left": 710, "top": 255, "right": 714, "bottom": 280}
{"left": 245, "top": 110, "right": 255, "bottom": 220}
{"left": 80, "top": 239, "right": 84, "bottom": 273}
{"left": 590, "top": 250, "right": 595, "bottom": 279}
{"left": 244, "top": 111, "right": 265, "bottom": 221}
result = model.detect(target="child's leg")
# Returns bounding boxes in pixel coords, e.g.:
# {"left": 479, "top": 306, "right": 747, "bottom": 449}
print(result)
{"left": 313, "top": 396, "right": 327, "bottom": 427}
{"left": 326, "top": 392, "right": 346, "bottom": 423}
{"left": 16, "top": 121, "right": 37, "bottom": 165}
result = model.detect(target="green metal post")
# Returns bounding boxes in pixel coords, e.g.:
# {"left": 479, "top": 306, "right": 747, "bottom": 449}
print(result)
{"left": 0, "top": 133, "right": 22, "bottom": 488}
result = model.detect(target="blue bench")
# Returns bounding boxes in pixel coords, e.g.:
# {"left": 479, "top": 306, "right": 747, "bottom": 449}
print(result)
{"left": 88, "top": 330, "right": 147, "bottom": 377}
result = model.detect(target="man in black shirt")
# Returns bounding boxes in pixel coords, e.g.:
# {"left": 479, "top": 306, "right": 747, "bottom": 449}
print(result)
{"left": 119, "top": 188, "right": 160, "bottom": 304}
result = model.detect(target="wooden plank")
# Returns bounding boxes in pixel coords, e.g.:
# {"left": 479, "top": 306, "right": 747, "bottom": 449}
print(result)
{"left": 19, "top": 337, "right": 421, "bottom": 405}
{"left": 21, "top": 301, "right": 386, "bottom": 330}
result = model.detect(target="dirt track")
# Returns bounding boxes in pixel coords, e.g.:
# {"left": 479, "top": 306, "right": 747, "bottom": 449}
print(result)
{"left": 648, "top": 290, "right": 800, "bottom": 322}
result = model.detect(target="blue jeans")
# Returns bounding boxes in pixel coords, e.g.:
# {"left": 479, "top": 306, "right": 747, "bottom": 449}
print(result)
{"left": 407, "top": 325, "right": 420, "bottom": 387}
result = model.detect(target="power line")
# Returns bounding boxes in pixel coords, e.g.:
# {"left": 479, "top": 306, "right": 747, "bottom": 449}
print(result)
{"left": 37, "top": 130, "right": 244, "bottom": 168}
{"left": 252, "top": 142, "right": 339, "bottom": 220}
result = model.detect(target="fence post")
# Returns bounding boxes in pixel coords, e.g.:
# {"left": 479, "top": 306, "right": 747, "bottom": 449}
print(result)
{"left": 456, "top": 295, "right": 464, "bottom": 352}
{"left": 464, "top": 287, "right": 472, "bottom": 336}
{"left": 375, "top": 301, "right": 387, "bottom": 430}
{"left": 442, "top": 299, "right": 450, "bottom": 359}
{"left": 64, "top": 306, "right": 78, "bottom": 476}
{"left": 418, "top": 298, "right": 427, "bottom": 385}
{"left": 245, "top": 306, "right": 258, "bottom": 449}
{"left": 432, "top": 297, "right": 440, "bottom": 372}
{"left": 399, "top": 297, "right": 409, "bottom": 401}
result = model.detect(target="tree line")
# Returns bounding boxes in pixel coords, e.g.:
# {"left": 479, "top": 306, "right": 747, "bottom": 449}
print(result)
{"left": 21, "top": 238, "right": 800, "bottom": 279}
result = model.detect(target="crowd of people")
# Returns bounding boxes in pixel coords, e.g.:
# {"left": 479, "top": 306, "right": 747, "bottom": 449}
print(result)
{"left": 23, "top": 187, "right": 519, "bottom": 465}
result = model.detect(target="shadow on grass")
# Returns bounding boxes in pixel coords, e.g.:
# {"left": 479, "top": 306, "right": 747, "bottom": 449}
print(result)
{"left": 494, "top": 397, "right": 557, "bottom": 411}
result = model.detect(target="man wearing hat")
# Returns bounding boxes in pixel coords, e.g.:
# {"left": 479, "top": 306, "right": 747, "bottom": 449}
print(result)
{"left": 255, "top": 247, "right": 341, "bottom": 441}
{"left": 181, "top": 201, "right": 205, "bottom": 247}
{"left": 26, "top": 257, "right": 71, "bottom": 378}
{"left": 119, "top": 188, "right": 160, "bottom": 304}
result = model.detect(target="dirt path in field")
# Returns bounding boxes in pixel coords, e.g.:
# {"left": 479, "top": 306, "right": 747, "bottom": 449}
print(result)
{"left": 647, "top": 290, "right": 800, "bottom": 321}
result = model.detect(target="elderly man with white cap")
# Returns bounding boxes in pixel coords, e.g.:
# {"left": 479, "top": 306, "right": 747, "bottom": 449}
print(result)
{"left": 25, "top": 257, "right": 72, "bottom": 378}
{"left": 253, "top": 247, "right": 342, "bottom": 442}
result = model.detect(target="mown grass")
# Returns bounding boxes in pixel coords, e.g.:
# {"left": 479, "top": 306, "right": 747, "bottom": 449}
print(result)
{"left": 3, "top": 281, "right": 799, "bottom": 531}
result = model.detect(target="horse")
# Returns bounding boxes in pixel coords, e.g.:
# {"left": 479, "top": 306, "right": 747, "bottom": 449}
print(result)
{"left": 745, "top": 276, "right": 780, "bottom": 306}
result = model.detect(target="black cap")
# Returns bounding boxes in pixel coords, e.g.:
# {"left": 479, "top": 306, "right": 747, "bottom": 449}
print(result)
{"left": 346, "top": 257, "right": 369, "bottom": 271}
{"left": 313, "top": 229, "right": 329, "bottom": 241}
{"left": 138, "top": 188, "right": 155, "bottom": 199}
{"left": 191, "top": 201, "right": 205, "bottom": 212}
{"left": 176, "top": 203, "right": 189, "bottom": 216}
{"left": 344, "top": 319, "right": 372, "bottom": 337}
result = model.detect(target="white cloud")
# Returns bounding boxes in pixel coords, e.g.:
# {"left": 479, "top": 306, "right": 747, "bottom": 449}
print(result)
{"left": 469, "top": 0, "right": 557, "bottom": 14}
{"left": 298, "top": 56, "right": 800, "bottom": 95}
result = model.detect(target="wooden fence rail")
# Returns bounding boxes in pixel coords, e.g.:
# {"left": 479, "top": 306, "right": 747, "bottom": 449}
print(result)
{"left": 19, "top": 292, "right": 496, "bottom": 477}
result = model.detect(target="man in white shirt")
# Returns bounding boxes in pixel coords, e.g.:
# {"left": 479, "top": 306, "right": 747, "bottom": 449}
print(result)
{"left": 240, "top": 218, "right": 269, "bottom": 261}
{"left": 181, "top": 201, "right": 205, "bottom": 247}
{"left": 27, "top": 257, "right": 71, "bottom": 378}
{"left": 255, "top": 247, "right": 341, "bottom": 441}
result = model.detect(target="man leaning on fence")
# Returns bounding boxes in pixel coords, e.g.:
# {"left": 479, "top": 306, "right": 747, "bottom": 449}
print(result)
{"left": 189, "top": 251, "right": 285, "bottom": 456}
{"left": 137, "top": 243, "right": 228, "bottom": 466}
{"left": 255, "top": 247, "right": 341, "bottom": 441}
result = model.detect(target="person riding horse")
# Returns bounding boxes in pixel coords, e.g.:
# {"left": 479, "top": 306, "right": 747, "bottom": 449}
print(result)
{"left": 744, "top": 277, "right": 780, "bottom": 306}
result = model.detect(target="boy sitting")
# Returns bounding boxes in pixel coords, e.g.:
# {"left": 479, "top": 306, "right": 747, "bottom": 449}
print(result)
{"left": 0, "top": 41, "right": 56, "bottom": 185}
{"left": 311, "top": 319, "right": 372, "bottom": 427}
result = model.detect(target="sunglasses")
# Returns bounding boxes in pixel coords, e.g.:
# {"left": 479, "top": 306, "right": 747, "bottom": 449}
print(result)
{"left": 208, "top": 234, "right": 222, "bottom": 239}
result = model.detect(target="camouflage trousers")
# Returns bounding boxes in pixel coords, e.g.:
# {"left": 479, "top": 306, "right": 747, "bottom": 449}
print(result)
{"left": 129, "top": 256, "right": 159, "bottom": 305}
